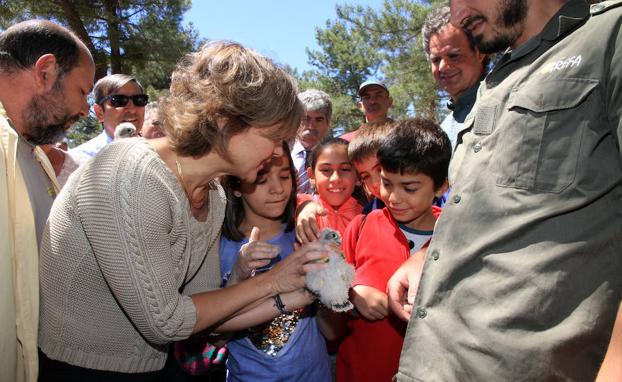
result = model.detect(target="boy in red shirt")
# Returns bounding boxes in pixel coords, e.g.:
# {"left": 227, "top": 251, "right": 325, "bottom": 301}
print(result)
{"left": 337, "top": 118, "right": 452, "bottom": 382}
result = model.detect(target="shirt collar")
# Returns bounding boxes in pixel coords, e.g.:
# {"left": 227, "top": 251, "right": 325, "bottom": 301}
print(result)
{"left": 320, "top": 195, "right": 361, "bottom": 215}
{"left": 509, "top": 0, "right": 589, "bottom": 61}
{"left": 545, "top": 0, "right": 589, "bottom": 41}
{"left": 291, "top": 140, "right": 307, "bottom": 156}
{"left": 0, "top": 102, "right": 16, "bottom": 134}
{"left": 0, "top": 101, "right": 36, "bottom": 150}
{"left": 104, "top": 130, "right": 114, "bottom": 144}
{"left": 448, "top": 82, "right": 480, "bottom": 112}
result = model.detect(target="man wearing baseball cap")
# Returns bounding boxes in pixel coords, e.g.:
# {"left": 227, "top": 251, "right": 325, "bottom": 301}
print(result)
{"left": 341, "top": 79, "right": 393, "bottom": 141}
{"left": 357, "top": 79, "right": 393, "bottom": 123}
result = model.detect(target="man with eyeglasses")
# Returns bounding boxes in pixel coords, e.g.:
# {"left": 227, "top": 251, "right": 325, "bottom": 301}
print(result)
{"left": 71, "top": 73, "right": 148, "bottom": 158}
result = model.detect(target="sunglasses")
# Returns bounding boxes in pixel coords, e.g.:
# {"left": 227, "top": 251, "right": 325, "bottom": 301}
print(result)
{"left": 98, "top": 94, "right": 149, "bottom": 107}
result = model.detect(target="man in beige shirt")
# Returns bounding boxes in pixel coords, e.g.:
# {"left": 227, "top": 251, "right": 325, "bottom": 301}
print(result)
{"left": 0, "top": 20, "right": 94, "bottom": 382}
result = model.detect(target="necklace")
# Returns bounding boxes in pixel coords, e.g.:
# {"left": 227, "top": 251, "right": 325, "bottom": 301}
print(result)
{"left": 175, "top": 154, "right": 186, "bottom": 188}
{"left": 175, "top": 153, "right": 195, "bottom": 204}
{"left": 175, "top": 154, "right": 211, "bottom": 219}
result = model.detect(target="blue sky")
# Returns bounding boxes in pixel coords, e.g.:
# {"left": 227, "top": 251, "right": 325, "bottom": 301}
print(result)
{"left": 184, "top": 0, "right": 384, "bottom": 73}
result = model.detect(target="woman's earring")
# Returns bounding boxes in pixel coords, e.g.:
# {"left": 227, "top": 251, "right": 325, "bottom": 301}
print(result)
{"left": 233, "top": 190, "right": 242, "bottom": 198}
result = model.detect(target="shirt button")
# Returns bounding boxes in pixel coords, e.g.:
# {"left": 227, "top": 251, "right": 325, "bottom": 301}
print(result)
{"left": 453, "top": 195, "right": 461, "bottom": 204}
{"left": 416, "top": 307, "right": 427, "bottom": 319}
{"left": 431, "top": 250, "right": 440, "bottom": 261}
{"left": 473, "top": 142, "right": 482, "bottom": 153}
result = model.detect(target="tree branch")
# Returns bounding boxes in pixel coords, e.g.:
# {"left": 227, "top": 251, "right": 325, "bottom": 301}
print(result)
{"left": 54, "top": 0, "right": 108, "bottom": 79}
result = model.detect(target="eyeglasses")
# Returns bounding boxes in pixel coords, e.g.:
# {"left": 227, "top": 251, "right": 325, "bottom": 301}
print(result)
{"left": 98, "top": 94, "right": 149, "bottom": 107}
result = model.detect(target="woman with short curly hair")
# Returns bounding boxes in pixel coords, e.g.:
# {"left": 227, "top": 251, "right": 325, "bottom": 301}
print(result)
{"left": 38, "top": 41, "right": 324, "bottom": 381}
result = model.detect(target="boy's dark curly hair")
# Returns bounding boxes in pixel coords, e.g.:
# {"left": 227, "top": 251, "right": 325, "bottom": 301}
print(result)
{"left": 377, "top": 118, "right": 452, "bottom": 190}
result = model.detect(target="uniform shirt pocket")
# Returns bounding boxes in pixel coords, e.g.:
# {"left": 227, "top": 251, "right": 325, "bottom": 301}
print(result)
{"left": 496, "top": 78, "right": 599, "bottom": 192}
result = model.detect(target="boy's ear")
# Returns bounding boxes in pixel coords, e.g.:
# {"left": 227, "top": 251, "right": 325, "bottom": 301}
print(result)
{"left": 435, "top": 178, "right": 449, "bottom": 197}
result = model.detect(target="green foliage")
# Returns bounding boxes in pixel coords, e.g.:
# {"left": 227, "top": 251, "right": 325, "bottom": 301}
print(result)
{"left": 303, "top": 0, "right": 447, "bottom": 129}
{"left": 307, "top": 18, "right": 383, "bottom": 97}
{"left": 330, "top": 93, "right": 366, "bottom": 135}
{"left": 0, "top": 0, "right": 200, "bottom": 143}
{"left": 1, "top": 0, "right": 200, "bottom": 85}
{"left": 66, "top": 115, "right": 102, "bottom": 148}
{"left": 303, "top": 11, "right": 384, "bottom": 133}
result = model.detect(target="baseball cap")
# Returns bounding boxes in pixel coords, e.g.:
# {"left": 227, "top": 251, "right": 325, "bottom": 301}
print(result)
{"left": 358, "top": 80, "right": 389, "bottom": 96}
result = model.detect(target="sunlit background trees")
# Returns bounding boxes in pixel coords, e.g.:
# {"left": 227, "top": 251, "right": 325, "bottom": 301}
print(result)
{"left": 0, "top": 0, "right": 446, "bottom": 143}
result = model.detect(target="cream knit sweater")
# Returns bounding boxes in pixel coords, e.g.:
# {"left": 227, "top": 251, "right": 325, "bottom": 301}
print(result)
{"left": 39, "top": 139, "right": 226, "bottom": 373}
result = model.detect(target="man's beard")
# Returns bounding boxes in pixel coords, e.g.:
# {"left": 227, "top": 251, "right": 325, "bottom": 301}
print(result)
{"left": 470, "top": 0, "right": 528, "bottom": 54}
{"left": 22, "top": 79, "right": 81, "bottom": 145}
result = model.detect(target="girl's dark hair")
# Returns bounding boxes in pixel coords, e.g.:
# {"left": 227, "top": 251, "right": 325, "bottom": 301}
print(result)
{"left": 308, "top": 137, "right": 368, "bottom": 206}
{"left": 221, "top": 141, "right": 297, "bottom": 241}
{"left": 307, "top": 137, "right": 347, "bottom": 170}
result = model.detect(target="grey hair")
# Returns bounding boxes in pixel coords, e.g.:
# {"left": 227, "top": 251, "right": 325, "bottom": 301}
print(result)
{"left": 298, "top": 89, "right": 332, "bottom": 121}
{"left": 422, "top": 5, "right": 452, "bottom": 60}
{"left": 422, "top": 4, "right": 489, "bottom": 72}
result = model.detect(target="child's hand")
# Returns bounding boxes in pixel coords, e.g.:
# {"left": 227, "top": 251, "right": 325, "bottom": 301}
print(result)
{"left": 350, "top": 285, "right": 389, "bottom": 321}
{"left": 296, "top": 200, "right": 327, "bottom": 243}
{"left": 230, "top": 227, "right": 279, "bottom": 283}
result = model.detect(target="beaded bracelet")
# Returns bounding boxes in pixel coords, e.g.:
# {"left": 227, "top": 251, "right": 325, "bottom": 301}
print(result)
{"left": 273, "top": 294, "right": 293, "bottom": 315}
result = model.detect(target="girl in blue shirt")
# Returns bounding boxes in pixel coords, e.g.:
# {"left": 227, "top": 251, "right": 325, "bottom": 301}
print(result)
{"left": 219, "top": 142, "right": 332, "bottom": 382}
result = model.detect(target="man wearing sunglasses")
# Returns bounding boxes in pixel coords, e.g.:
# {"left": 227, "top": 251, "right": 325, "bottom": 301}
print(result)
{"left": 71, "top": 73, "right": 147, "bottom": 158}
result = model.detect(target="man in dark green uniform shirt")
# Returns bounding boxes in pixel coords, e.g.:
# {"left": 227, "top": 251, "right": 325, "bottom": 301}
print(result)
{"left": 389, "top": 1, "right": 622, "bottom": 380}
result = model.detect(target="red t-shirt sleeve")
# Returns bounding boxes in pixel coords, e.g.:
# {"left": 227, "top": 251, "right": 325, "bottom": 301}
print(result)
{"left": 345, "top": 212, "right": 383, "bottom": 290}
{"left": 343, "top": 214, "right": 365, "bottom": 267}
{"left": 348, "top": 210, "right": 410, "bottom": 291}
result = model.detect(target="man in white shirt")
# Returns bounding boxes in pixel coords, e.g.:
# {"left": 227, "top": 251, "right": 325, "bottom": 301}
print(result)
{"left": 71, "top": 73, "right": 147, "bottom": 158}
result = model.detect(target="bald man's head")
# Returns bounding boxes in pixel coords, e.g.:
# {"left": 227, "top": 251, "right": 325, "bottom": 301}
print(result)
{"left": 0, "top": 19, "right": 92, "bottom": 77}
